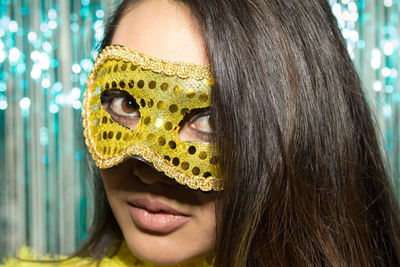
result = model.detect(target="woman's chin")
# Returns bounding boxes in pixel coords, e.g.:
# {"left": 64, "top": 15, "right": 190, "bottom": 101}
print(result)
{"left": 125, "top": 238, "right": 199, "bottom": 265}
{"left": 130, "top": 250, "right": 197, "bottom": 266}
{"left": 136, "top": 255, "right": 189, "bottom": 266}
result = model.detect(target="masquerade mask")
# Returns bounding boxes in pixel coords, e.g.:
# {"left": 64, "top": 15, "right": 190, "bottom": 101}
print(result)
{"left": 83, "top": 45, "right": 222, "bottom": 191}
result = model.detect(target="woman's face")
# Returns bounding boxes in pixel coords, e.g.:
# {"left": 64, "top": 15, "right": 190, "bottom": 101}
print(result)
{"left": 100, "top": 0, "right": 217, "bottom": 265}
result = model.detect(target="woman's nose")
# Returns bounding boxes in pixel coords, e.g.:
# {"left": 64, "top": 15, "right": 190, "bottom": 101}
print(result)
{"left": 132, "top": 159, "right": 178, "bottom": 186}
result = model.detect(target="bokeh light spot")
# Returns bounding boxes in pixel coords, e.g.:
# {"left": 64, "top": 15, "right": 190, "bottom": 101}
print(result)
{"left": 383, "top": 105, "right": 392, "bottom": 118}
{"left": 42, "top": 79, "right": 51, "bottom": 88}
{"left": 40, "top": 23, "right": 49, "bottom": 33}
{"left": 28, "top": 31, "right": 37, "bottom": 41}
{"left": 43, "top": 42, "right": 52, "bottom": 52}
{"left": 72, "top": 64, "right": 81, "bottom": 73}
{"left": 9, "top": 47, "right": 20, "bottom": 62}
{"left": 53, "top": 82, "right": 63, "bottom": 92}
{"left": 48, "top": 8, "right": 57, "bottom": 19}
{"left": 96, "top": 10, "right": 104, "bottom": 18}
{"left": 0, "top": 50, "right": 5, "bottom": 63}
{"left": 31, "top": 64, "right": 42, "bottom": 79}
{"left": 373, "top": 80, "right": 382, "bottom": 92}
{"left": 348, "top": 2, "right": 357, "bottom": 12}
{"left": 71, "top": 87, "right": 81, "bottom": 99}
{"left": 39, "top": 52, "right": 50, "bottom": 69}
{"left": 385, "top": 85, "right": 394, "bottom": 94}
{"left": 48, "top": 21, "right": 57, "bottom": 30}
{"left": 8, "top": 20, "right": 18, "bottom": 32}
{"left": 0, "top": 83, "right": 6, "bottom": 92}
{"left": 49, "top": 104, "right": 59, "bottom": 113}
{"left": 384, "top": 0, "right": 392, "bottom": 7}
{"left": 72, "top": 100, "right": 82, "bottom": 109}
{"left": 19, "top": 97, "right": 31, "bottom": 109}
{"left": 381, "top": 67, "right": 391, "bottom": 77}
{"left": 80, "top": 58, "right": 92, "bottom": 71}
{"left": 370, "top": 49, "right": 381, "bottom": 69}
{"left": 0, "top": 100, "right": 7, "bottom": 110}
{"left": 390, "top": 69, "right": 398, "bottom": 78}
{"left": 383, "top": 40, "right": 394, "bottom": 55}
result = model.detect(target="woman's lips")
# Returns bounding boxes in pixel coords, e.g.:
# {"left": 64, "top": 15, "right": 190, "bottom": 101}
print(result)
{"left": 128, "top": 198, "right": 191, "bottom": 233}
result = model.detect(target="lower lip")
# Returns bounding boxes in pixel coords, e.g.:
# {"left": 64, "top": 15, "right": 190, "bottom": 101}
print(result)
{"left": 128, "top": 205, "right": 190, "bottom": 233}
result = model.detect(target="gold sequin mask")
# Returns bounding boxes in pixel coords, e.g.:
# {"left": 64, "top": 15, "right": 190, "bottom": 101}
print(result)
{"left": 83, "top": 45, "right": 222, "bottom": 191}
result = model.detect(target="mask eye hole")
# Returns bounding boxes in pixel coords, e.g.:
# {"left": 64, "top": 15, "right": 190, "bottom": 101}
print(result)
{"left": 178, "top": 108, "right": 213, "bottom": 143}
{"left": 101, "top": 89, "right": 141, "bottom": 131}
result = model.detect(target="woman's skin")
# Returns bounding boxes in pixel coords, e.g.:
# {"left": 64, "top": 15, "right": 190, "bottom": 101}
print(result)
{"left": 100, "top": 0, "right": 217, "bottom": 265}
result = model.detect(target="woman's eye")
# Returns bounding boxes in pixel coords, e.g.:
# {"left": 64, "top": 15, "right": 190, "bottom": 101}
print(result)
{"left": 110, "top": 97, "right": 140, "bottom": 118}
{"left": 101, "top": 89, "right": 140, "bottom": 130}
{"left": 190, "top": 115, "right": 212, "bottom": 134}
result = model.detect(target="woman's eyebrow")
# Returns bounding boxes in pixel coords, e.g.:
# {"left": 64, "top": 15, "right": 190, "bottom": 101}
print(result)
{"left": 179, "top": 108, "right": 210, "bottom": 123}
{"left": 111, "top": 43, "right": 124, "bottom": 48}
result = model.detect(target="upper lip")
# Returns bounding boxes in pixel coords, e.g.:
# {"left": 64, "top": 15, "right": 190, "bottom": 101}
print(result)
{"left": 128, "top": 197, "right": 190, "bottom": 216}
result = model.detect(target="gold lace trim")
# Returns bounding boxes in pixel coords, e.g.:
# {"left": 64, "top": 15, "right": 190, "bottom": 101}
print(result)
{"left": 92, "top": 45, "right": 213, "bottom": 81}
{"left": 85, "top": 137, "right": 221, "bottom": 191}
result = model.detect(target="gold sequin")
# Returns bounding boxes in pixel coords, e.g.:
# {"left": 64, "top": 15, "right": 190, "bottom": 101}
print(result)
{"left": 173, "top": 85, "right": 182, "bottom": 94}
{"left": 185, "top": 90, "right": 195, "bottom": 98}
{"left": 199, "top": 151, "right": 207, "bottom": 159}
{"left": 158, "top": 136, "right": 166, "bottom": 146}
{"left": 164, "top": 121, "right": 172, "bottom": 130}
{"left": 160, "top": 83, "right": 169, "bottom": 91}
{"left": 169, "top": 104, "right": 178, "bottom": 113}
{"left": 157, "top": 101, "right": 165, "bottom": 110}
{"left": 148, "top": 81, "right": 156, "bottom": 89}
{"left": 137, "top": 80, "right": 144, "bottom": 88}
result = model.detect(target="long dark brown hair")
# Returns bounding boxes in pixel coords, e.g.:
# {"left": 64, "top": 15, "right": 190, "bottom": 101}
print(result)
{"left": 76, "top": 0, "right": 400, "bottom": 266}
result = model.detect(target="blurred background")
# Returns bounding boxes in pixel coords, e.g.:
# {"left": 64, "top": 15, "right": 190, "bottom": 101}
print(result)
{"left": 0, "top": 0, "right": 399, "bottom": 261}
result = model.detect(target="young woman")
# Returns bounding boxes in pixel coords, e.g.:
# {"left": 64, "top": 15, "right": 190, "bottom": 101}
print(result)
{"left": 3, "top": 0, "right": 400, "bottom": 266}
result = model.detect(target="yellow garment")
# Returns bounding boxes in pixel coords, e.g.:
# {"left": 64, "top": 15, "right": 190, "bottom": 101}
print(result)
{"left": 1, "top": 242, "right": 214, "bottom": 267}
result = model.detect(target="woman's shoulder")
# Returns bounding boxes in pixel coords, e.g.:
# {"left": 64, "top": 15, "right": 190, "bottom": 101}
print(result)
{"left": 1, "top": 246, "right": 88, "bottom": 267}
{"left": 1, "top": 244, "right": 214, "bottom": 267}
{"left": 0, "top": 246, "right": 128, "bottom": 267}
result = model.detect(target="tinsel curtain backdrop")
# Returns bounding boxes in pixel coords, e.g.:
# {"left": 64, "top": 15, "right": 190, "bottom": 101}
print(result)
{"left": 0, "top": 0, "right": 399, "bottom": 260}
